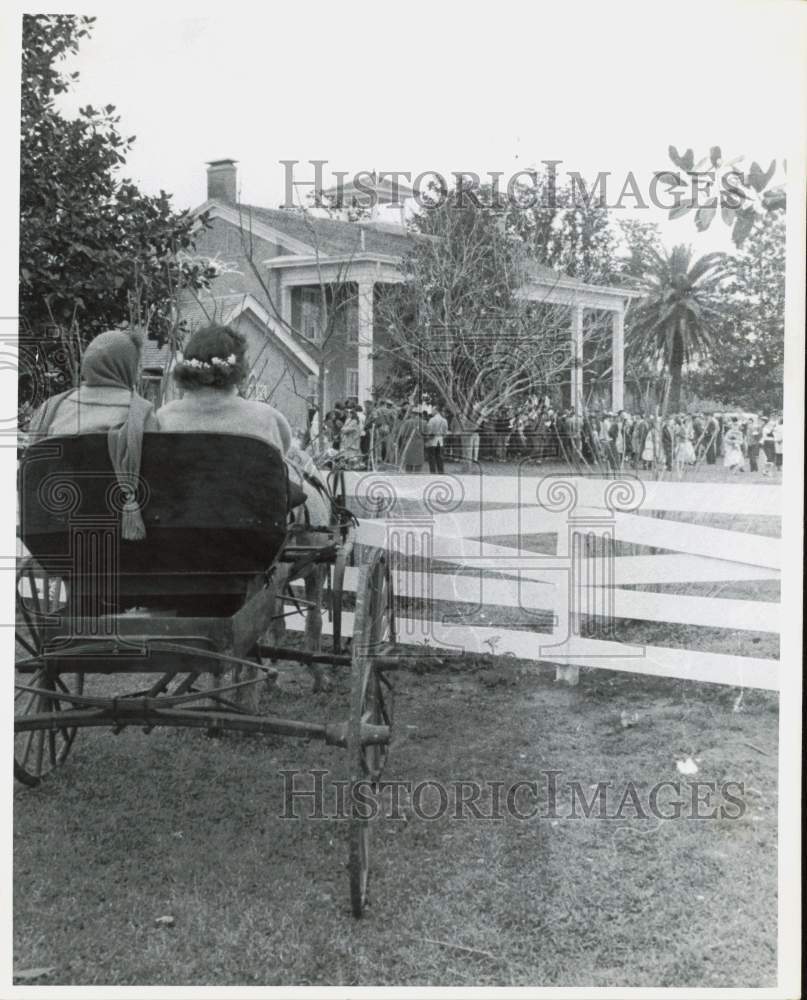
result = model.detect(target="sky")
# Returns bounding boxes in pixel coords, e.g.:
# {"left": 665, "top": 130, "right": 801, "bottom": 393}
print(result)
{"left": 22, "top": 0, "right": 802, "bottom": 257}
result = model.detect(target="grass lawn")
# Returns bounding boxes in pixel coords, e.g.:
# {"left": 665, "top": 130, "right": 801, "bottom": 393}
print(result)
{"left": 14, "top": 461, "right": 780, "bottom": 987}
{"left": 13, "top": 658, "right": 778, "bottom": 988}
{"left": 438, "top": 457, "right": 783, "bottom": 485}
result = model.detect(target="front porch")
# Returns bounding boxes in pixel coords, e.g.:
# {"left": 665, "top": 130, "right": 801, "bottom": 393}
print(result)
{"left": 515, "top": 266, "right": 643, "bottom": 415}
{"left": 266, "top": 253, "right": 405, "bottom": 407}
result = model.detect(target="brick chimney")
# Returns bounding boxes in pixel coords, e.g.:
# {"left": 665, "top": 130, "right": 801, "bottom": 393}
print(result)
{"left": 206, "top": 159, "right": 238, "bottom": 203}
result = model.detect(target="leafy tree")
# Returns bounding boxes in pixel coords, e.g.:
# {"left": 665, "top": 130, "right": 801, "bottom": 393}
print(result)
{"left": 19, "top": 15, "right": 212, "bottom": 402}
{"left": 504, "top": 172, "right": 618, "bottom": 284}
{"left": 375, "top": 189, "right": 610, "bottom": 422}
{"left": 627, "top": 245, "right": 728, "bottom": 412}
{"left": 614, "top": 219, "right": 664, "bottom": 284}
{"left": 684, "top": 213, "right": 785, "bottom": 411}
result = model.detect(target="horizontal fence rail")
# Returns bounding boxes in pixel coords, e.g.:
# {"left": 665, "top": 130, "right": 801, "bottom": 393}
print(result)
{"left": 344, "top": 472, "right": 781, "bottom": 691}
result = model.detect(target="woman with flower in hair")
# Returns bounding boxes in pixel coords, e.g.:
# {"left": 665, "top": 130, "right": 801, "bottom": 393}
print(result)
{"left": 158, "top": 324, "right": 292, "bottom": 454}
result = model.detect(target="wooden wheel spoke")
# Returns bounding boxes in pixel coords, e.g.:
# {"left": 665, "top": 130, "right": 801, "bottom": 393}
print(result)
{"left": 32, "top": 719, "right": 46, "bottom": 776}
{"left": 26, "top": 568, "right": 42, "bottom": 618}
{"left": 17, "top": 600, "right": 39, "bottom": 651}
{"left": 15, "top": 562, "right": 79, "bottom": 788}
{"left": 348, "top": 549, "right": 396, "bottom": 917}
{"left": 15, "top": 681, "right": 39, "bottom": 707}
{"left": 20, "top": 720, "right": 39, "bottom": 769}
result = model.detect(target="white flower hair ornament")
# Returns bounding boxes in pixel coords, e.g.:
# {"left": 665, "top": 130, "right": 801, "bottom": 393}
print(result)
{"left": 181, "top": 353, "right": 238, "bottom": 370}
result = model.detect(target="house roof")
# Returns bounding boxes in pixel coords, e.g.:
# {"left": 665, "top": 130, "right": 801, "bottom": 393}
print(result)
{"left": 207, "top": 201, "right": 417, "bottom": 258}
{"left": 142, "top": 294, "right": 319, "bottom": 376}
{"left": 221, "top": 293, "right": 319, "bottom": 375}
{"left": 142, "top": 341, "right": 173, "bottom": 370}
{"left": 195, "top": 198, "right": 639, "bottom": 304}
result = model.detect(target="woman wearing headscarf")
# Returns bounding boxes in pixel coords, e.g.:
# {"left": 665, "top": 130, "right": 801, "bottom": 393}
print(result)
{"left": 27, "top": 328, "right": 157, "bottom": 439}
{"left": 26, "top": 328, "right": 158, "bottom": 540}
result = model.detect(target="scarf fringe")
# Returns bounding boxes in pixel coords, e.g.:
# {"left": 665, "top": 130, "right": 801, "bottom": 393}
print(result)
{"left": 122, "top": 505, "right": 146, "bottom": 541}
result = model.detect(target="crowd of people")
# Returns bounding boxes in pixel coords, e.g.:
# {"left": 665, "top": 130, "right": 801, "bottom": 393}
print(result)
{"left": 308, "top": 395, "right": 451, "bottom": 474}
{"left": 307, "top": 395, "right": 784, "bottom": 478}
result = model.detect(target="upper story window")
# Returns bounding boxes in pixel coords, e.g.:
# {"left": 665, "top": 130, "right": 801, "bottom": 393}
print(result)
{"left": 300, "top": 288, "right": 323, "bottom": 343}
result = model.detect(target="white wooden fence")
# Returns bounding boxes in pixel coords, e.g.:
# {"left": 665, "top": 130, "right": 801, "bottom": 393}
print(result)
{"left": 302, "top": 472, "right": 781, "bottom": 691}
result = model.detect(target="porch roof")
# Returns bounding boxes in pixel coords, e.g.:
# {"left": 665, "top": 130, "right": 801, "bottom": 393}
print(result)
{"left": 515, "top": 261, "right": 644, "bottom": 311}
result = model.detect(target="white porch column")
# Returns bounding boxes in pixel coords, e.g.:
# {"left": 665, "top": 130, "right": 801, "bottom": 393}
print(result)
{"left": 357, "top": 280, "right": 374, "bottom": 403}
{"left": 570, "top": 303, "right": 584, "bottom": 416}
{"left": 280, "top": 283, "right": 292, "bottom": 331}
{"left": 611, "top": 308, "right": 625, "bottom": 412}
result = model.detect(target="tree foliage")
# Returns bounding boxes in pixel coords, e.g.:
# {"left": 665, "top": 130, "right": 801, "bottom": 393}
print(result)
{"left": 665, "top": 144, "right": 785, "bottom": 246}
{"left": 19, "top": 14, "right": 213, "bottom": 400}
{"left": 684, "top": 212, "right": 785, "bottom": 411}
{"left": 503, "top": 172, "right": 618, "bottom": 284}
{"left": 375, "top": 189, "right": 611, "bottom": 419}
{"left": 627, "top": 245, "right": 729, "bottom": 412}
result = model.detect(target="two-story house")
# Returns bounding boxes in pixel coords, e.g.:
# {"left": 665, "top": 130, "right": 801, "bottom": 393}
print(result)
{"left": 144, "top": 159, "right": 640, "bottom": 426}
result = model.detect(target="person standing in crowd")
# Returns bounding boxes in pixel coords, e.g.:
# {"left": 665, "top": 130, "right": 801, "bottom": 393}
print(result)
{"left": 621, "top": 411, "right": 634, "bottom": 465}
{"left": 692, "top": 411, "right": 704, "bottom": 459}
{"left": 598, "top": 412, "right": 612, "bottom": 468}
{"left": 512, "top": 409, "right": 528, "bottom": 458}
{"left": 526, "top": 406, "right": 541, "bottom": 462}
{"left": 641, "top": 415, "right": 658, "bottom": 470}
{"left": 567, "top": 408, "right": 583, "bottom": 462}
{"left": 673, "top": 415, "right": 695, "bottom": 475}
{"left": 585, "top": 412, "right": 601, "bottom": 464}
{"left": 468, "top": 408, "right": 483, "bottom": 463}
{"left": 323, "top": 408, "right": 343, "bottom": 450}
{"left": 494, "top": 408, "right": 511, "bottom": 462}
{"left": 723, "top": 418, "right": 745, "bottom": 474}
{"left": 746, "top": 415, "right": 762, "bottom": 473}
{"left": 760, "top": 414, "right": 776, "bottom": 474}
{"left": 359, "top": 400, "right": 373, "bottom": 462}
{"left": 339, "top": 406, "right": 362, "bottom": 466}
{"left": 704, "top": 412, "right": 720, "bottom": 465}
{"left": 398, "top": 405, "right": 426, "bottom": 472}
{"left": 377, "top": 399, "right": 397, "bottom": 464}
{"left": 773, "top": 416, "right": 783, "bottom": 472}
{"left": 424, "top": 403, "right": 449, "bottom": 473}
{"left": 607, "top": 412, "right": 623, "bottom": 470}
{"left": 632, "top": 413, "right": 648, "bottom": 470}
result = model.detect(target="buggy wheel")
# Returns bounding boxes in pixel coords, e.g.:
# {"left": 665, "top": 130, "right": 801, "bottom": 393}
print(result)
{"left": 15, "top": 558, "right": 82, "bottom": 787}
{"left": 328, "top": 467, "right": 346, "bottom": 509}
{"left": 331, "top": 539, "right": 353, "bottom": 655}
{"left": 347, "top": 548, "right": 395, "bottom": 917}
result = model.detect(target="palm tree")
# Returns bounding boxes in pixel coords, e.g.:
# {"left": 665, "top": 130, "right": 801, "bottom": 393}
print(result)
{"left": 628, "top": 245, "right": 728, "bottom": 412}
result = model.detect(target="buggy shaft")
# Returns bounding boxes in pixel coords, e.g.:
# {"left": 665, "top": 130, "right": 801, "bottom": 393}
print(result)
{"left": 14, "top": 708, "right": 390, "bottom": 747}
{"left": 257, "top": 644, "right": 415, "bottom": 672}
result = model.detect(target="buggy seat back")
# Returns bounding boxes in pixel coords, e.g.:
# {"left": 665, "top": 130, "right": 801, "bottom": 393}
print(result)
{"left": 19, "top": 433, "right": 290, "bottom": 613}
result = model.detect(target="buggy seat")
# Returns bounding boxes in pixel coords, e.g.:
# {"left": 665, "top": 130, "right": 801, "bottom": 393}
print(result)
{"left": 18, "top": 433, "right": 290, "bottom": 617}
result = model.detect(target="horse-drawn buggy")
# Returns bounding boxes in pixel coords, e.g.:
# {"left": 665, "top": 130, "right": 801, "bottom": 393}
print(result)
{"left": 15, "top": 432, "right": 397, "bottom": 916}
